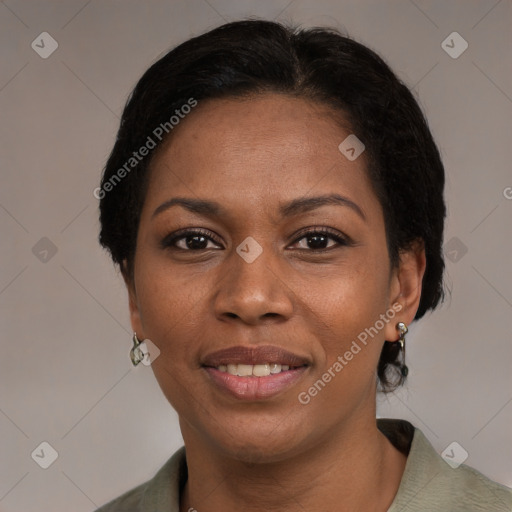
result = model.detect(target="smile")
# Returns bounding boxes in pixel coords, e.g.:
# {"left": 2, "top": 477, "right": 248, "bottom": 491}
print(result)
{"left": 215, "top": 363, "right": 296, "bottom": 376}
{"left": 201, "top": 345, "right": 311, "bottom": 400}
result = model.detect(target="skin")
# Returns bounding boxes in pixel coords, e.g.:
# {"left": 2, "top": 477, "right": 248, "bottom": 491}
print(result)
{"left": 124, "top": 93, "right": 426, "bottom": 512}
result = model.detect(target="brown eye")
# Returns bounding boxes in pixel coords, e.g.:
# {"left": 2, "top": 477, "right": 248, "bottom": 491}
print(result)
{"left": 290, "top": 228, "right": 351, "bottom": 252}
{"left": 161, "top": 229, "right": 222, "bottom": 251}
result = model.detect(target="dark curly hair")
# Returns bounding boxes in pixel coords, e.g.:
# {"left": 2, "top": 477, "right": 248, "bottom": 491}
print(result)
{"left": 98, "top": 19, "right": 446, "bottom": 392}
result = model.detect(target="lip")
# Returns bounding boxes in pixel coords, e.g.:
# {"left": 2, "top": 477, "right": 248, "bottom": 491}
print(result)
{"left": 204, "top": 366, "right": 309, "bottom": 400}
{"left": 202, "top": 345, "right": 310, "bottom": 367}
{"left": 202, "top": 345, "right": 311, "bottom": 401}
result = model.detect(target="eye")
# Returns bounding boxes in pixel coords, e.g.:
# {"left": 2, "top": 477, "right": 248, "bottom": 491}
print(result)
{"left": 290, "top": 228, "right": 350, "bottom": 252}
{"left": 160, "top": 229, "right": 222, "bottom": 251}
{"left": 161, "top": 227, "right": 351, "bottom": 252}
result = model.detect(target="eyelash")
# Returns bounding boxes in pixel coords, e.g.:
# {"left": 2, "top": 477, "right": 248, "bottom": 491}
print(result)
{"left": 160, "top": 227, "right": 351, "bottom": 253}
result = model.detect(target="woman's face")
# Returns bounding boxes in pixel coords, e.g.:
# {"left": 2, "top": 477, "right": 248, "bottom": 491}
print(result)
{"left": 127, "top": 94, "right": 420, "bottom": 462}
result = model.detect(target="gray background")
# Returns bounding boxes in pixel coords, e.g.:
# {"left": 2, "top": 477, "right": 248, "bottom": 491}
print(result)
{"left": 1, "top": 1, "right": 511, "bottom": 510}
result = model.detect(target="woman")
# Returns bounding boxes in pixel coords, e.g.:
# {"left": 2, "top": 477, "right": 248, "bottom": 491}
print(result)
{"left": 95, "top": 19, "right": 511, "bottom": 512}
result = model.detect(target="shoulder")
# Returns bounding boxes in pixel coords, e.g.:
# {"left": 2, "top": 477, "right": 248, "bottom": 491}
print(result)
{"left": 386, "top": 421, "right": 512, "bottom": 511}
{"left": 446, "top": 462, "right": 512, "bottom": 510}
{"left": 95, "top": 481, "right": 146, "bottom": 512}
{"left": 94, "top": 446, "right": 186, "bottom": 512}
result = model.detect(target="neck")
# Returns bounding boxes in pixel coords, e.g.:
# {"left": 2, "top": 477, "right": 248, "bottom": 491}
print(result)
{"left": 179, "top": 415, "right": 407, "bottom": 512}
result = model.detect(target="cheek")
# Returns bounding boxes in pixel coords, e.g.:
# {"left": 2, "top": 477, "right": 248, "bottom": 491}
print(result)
{"left": 134, "top": 257, "right": 206, "bottom": 362}
{"left": 311, "top": 252, "right": 391, "bottom": 371}
{"left": 134, "top": 265, "right": 207, "bottom": 412}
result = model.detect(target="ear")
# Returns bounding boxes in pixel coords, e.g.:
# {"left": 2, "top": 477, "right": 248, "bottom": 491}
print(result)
{"left": 121, "top": 260, "right": 145, "bottom": 339}
{"left": 384, "top": 239, "right": 426, "bottom": 342}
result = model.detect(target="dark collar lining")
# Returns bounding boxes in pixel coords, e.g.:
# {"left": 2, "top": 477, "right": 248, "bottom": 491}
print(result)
{"left": 377, "top": 418, "right": 415, "bottom": 456}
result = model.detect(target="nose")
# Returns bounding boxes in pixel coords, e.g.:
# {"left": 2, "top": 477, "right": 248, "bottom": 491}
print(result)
{"left": 213, "top": 242, "right": 294, "bottom": 326}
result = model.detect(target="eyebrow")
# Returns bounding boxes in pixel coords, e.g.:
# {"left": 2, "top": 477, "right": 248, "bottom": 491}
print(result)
{"left": 152, "top": 193, "right": 366, "bottom": 221}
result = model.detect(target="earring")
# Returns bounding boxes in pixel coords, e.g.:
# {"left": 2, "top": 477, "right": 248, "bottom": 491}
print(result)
{"left": 396, "top": 322, "right": 409, "bottom": 377}
{"left": 130, "top": 332, "right": 145, "bottom": 366}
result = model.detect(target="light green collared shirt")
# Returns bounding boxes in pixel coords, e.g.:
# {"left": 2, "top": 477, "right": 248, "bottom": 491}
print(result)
{"left": 95, "top": 419, "right": 512, "bottom": 511}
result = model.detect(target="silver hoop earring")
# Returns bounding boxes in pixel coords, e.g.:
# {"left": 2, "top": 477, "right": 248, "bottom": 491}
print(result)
{"left": 396, "top": 322, "right": 409, "bottom": 377}
{"left": 130, "top": 332, "right": 145, "bottom": 366}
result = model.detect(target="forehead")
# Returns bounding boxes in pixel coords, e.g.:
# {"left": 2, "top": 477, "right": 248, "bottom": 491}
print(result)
{"left": 157, "top": 94, "right": 353, "bottom": 169}
{"left": 144, "top": 93, "right": 379, "bottom": 223}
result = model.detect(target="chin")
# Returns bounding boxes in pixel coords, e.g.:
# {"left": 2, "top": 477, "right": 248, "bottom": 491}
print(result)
{"left": 174, "top": 384, "right": 323, "bottom": 464}
{"left": 206, "top": 417, "right": 314, "bottom": 465}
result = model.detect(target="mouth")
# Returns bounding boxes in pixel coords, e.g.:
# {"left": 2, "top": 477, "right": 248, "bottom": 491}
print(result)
{"left": 201, "top": 345, "right": 310, "bottom": 400}
{"left": 214, "top": 363, "right": 300, "bottom": 376}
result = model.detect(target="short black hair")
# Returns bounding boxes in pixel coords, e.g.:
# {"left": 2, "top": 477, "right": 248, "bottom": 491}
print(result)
{"left": 98, "top": 19, "right": 446, "bottom": 392}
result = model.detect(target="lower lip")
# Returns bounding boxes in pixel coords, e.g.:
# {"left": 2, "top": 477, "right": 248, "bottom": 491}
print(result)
{"left": 204, "top": 366, "right": 308, "bottom": 400}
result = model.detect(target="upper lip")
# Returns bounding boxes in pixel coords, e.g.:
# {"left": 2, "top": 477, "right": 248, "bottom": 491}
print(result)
{"left": 202, "top": 345, "right": 310, "bottom": 367}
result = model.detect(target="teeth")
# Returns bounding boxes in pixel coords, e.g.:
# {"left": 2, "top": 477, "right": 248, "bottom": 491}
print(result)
{"left": 270, "top": 363, "right": 281, "bottom": 374}
{"left": 253, "top": 364, "right": 270, "bottom": 377}
{"left": 237, "top": 364, "right": 253, "bottom": 376}
{"left": 217, "top": 363, "right": 294, "bottom": 376}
